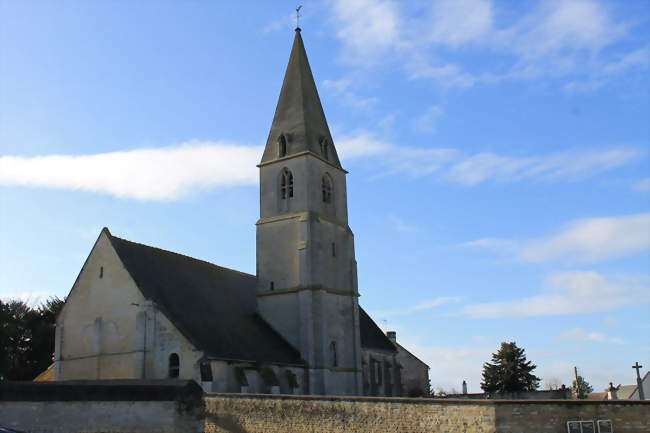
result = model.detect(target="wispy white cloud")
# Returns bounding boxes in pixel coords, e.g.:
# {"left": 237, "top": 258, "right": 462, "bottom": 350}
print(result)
{"left": 262, "top": 12, "right": 295, "bottom": 34}
{"left": 1, "top": 134, "right": 642, "bottom": 200}
{"left": 463, "top": 213, "right": 650, "bottom": 263}
{"left": 601, "top": 316, "right": 618, "bottom": 327}
{"left": 521, "top": 214, "right": 650, "bottom": 263}
{"left": 446, "top": 148, "right": 641, "bottom": 185}
{"left": 328, "top": 0, "right": 401, "bottom": 64}
{"left": 326, "top": 0, "right": 644, "bottom": 89}
{"left": 381, "top": 146, "right": 459, "bottom": 178}
{"left": 457, "top": 271, "right": 650, "bottom": 318}
{"left": 0, "top": 141, "right": 261, "bottom": 201}
{"left": 558, "top": 327, "right": 624, "bottom": 344}
{"left": 411, "top": 105, "right": 443, "bottom": 133}
{"left": 388, "top": 215, "right": 418, "bottom": 233}
{"left": 414, "top": 296, "right": 465, "bottom": 310}
{"left": 428, "top": 0, "right": 493, "bottom": 46}
{"left": 461, "top": 237, "right": 519, "bottom": 253}
{"left": 633, "top": 177, "right": 650, "bottom": 192}
{"left": 373, "top": 296, "right": 464, "bottom": 318}
{"left": 509, "top": 0, "right": 620, "bottom": 59}
{"left": 336, "top": 131, "right": 392, "bottom": 159}
{"left": 565, "top": 46, "right": 650, "bottom": 91}
{"left": 601, "top": 46, "right": 650, "bottom": 75}
{"left": 322, "top": 78, "right": 379, "bottom": 109}
{"left": 404, "top": 55, "right": 479, "bottom": 88}
{"left": 337, "top": 131, "right": 641, "bottom": 184}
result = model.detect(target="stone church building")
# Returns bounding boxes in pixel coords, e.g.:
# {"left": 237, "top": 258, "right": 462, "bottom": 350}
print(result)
{"left": 54, "top": 29, "right": 429, "bottom": 397}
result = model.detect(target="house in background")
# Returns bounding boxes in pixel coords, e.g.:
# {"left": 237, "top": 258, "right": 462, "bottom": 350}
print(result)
{"left": 588, "top": 371, "right": 649, "bottom": 400}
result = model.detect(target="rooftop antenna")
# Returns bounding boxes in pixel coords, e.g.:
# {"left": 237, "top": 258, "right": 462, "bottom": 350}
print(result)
{"left": 295, "top": 5, "right": 302, "bottom": 30}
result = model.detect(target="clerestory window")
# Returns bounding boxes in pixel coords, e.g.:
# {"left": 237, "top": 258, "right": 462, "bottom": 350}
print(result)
{"left": 278, "top": 135, "right": 287, "bottom": 157}
{"left": 281, "top": 169, "right": 294, "bottom": 199}
{"left": 168, "top": 353, "right": 180, "bottom": 378}
{"left": 321, "top": 174, "right": 332, "bottom": 203}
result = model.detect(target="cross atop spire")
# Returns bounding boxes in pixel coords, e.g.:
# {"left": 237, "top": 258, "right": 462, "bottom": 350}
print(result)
{"left": 295, "top": 5, "right": 302, "bottom": 30}
{"left": 260, "top": 29, "right": 342, "bottom": 169}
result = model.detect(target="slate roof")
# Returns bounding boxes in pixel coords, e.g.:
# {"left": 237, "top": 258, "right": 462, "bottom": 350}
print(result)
{"left": 105, "top": 229, "right": 304, "bottom": 365}
{"left": 394, "top": 341, "right": 430, "bottom": 369}
{"left": 359, "top": 308, "right": 397, "bottom": 353}
{"left": 261, "top": 29, "right": 342, "bottom": 169}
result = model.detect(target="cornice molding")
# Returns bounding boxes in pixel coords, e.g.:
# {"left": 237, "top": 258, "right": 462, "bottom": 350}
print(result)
{"left": 257, "top": 151, "right": 348, "bottom": 174}
{"left": 257, "top": 284, "right": 360, "bottom": 298}
{"left": 256, "top": 211, "right": 353, "bottom": 235}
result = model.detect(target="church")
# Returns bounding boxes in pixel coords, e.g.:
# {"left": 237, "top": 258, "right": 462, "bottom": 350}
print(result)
{"left": 53, "top": 28, "right": 429, "bottom": 397}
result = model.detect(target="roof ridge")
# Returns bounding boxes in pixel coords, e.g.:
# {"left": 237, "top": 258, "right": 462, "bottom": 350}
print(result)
{"left": 393, "top": 341, "right": 430, "bottom": 368}
{"left": 108, "top": 233, "right": 256, "bottom": 278}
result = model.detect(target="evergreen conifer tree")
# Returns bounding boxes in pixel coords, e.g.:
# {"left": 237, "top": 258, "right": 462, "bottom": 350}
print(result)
{"left": 0, "top": 297, "right": 64, "bottom": 380}
{"left": 480, "top": 341, "right": 540, "bottom": 395}
{"left": 571, "top": 375, "right": 593, "bottom": 399}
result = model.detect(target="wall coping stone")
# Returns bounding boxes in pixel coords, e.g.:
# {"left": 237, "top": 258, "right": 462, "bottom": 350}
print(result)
{"left": 0, "top": 379, "right": 203, "bottom": 402}
{"left": 204, "top": 392, "right": 650, "bottom": 406}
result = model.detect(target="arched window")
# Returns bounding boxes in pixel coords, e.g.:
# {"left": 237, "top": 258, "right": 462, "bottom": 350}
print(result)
{"left": 321, "top": 174, "right": 332, "bottom": 203}
{"left": 168, "top": 353, "right": 180, "bottom": 378}
{"left": 281, "top": 169, "right": 294, "bottom": 199}
{"left": 330, "top": 341, "right": 338, "bottom": 367}
{"left": 278, "top": 135, "right": 287, "bottom": 157}
{"left": 320, "top": 137, "right": 329, "bottom": 160}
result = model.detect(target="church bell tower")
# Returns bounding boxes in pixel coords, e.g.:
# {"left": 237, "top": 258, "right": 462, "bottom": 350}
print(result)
{"left": 256, "top": 28, "right": 363, "bottom": 395}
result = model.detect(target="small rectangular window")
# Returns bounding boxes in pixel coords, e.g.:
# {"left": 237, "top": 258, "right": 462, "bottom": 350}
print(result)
{"left": 568, "top": 421, "right": 597, "bottom": 433}
{"left": 270, "top": 281, "right": 274, "bottom": 291}
{"left": 597, "top": 420, "right": 613, "bottom": 433}
{"left": 99, "top": 266, "right": 103, "bottom": 278}
{"left": 331, "top": 242, "right": 336, "bottom": 257}
{"left": 582, "top": 421, "right": 595, "bottom": 433}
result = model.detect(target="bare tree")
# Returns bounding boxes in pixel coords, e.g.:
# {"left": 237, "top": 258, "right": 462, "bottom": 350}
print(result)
{"left": 544, "top": 377, "right": 562, "bottom": 390}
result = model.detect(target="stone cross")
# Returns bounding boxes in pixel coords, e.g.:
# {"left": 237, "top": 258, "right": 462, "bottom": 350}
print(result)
{"left": 632, "top": 362, "right": 645, "bottom": 400}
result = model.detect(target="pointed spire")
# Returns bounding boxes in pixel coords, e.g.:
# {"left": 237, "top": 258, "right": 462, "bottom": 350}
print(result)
{"left": 261, "top": 29, "right": 342, "bottom": 169}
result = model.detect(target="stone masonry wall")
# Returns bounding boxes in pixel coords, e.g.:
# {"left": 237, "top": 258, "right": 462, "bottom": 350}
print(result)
{"left": 0, "top": 380, "right": 205, "bottom": 433}
{"left": 494, "top": 401, "right": 648, "bottom": 433}
{"left": 204, "top": 393, "right": 650, "bottom": 433}
{"left": 2, "top": 382, "right": 648, "bottom": 433}
{"left": 0, "top": 400, "right": 203, "bottom": 433}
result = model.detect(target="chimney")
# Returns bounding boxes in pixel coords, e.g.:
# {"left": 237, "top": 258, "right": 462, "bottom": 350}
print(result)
{"left": 462, "top": 380, "right": 468, "bottom": 395}
{"left": 387, "top": 331, "right": 397, "bottom": 342}
{"left": 607, "top": 382, "right": 619, "bottom": 400}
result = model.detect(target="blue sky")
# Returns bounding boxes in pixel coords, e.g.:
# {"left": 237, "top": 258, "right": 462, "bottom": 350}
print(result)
{"left": 1, "top": 0, "right": 648, "bottom": 392}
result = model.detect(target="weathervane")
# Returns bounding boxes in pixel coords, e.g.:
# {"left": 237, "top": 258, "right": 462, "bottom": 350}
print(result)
{"left": 296, "top": 5, "right": 302, "bottom": 30}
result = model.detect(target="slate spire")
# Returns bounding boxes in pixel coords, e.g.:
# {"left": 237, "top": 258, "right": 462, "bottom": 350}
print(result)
{"left": 261, "top": 29, "right": 342, "bottom": 168}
